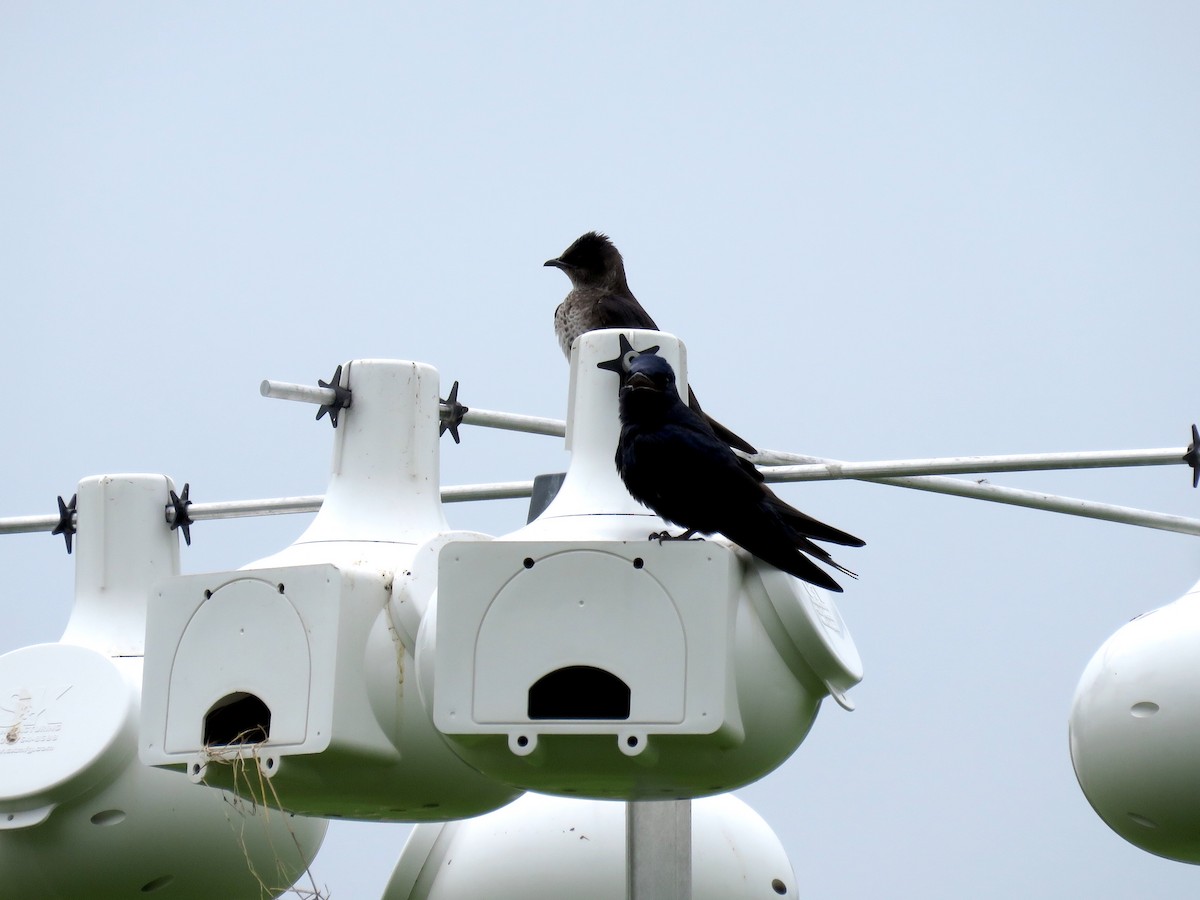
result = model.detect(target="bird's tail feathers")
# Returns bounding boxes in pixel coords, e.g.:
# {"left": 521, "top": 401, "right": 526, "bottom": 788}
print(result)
{"left": 826, "top": 559, "right": 859, "bottom": 581}
{"left": 794, "top": 537, "right": 858, "bottom": 581}
{"left": 782, "top": 553, "right": 847, "bottom": 593}
{"left": 730, "top": 530, "right": 851, "bottom": 592}
{"left": 773, "top": 501, "right": 865, "bottom": 548}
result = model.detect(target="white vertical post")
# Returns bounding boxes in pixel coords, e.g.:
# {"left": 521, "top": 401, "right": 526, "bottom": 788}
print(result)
{"left": 627, "top": 799, "right": 692, "bottom": 900}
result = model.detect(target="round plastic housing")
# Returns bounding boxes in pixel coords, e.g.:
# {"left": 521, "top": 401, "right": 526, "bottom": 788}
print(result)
{"left": 1070, "top": 577, "right": 1200, "bottom": 863}
{"left": 0, "top": 473, "right": 326, "bottom": 897}
{"left": 0, "top": 649, "right": 327, "bottom": 898}
{"left": 139, "top": 362, "right": 519, "bottom": 821}
{"left": 418, "top": 331, "right": 862, "bottom": 799}
{"left": 383, "top": 792, "right": 797, "bottom": 899}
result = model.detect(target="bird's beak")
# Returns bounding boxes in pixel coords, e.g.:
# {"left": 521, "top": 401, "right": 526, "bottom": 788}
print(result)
{"left": 625, "top": 371, "right": 656, "bottom": 391}
{"left": 544, "top": 258, "right": 567, "bottom": 270}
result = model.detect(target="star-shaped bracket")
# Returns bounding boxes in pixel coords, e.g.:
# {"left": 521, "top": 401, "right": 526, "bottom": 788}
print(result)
{"left": 316, "top": 364, "right": 353, "bottom": 428}
{"left": 168, "top": 483, "right": 195, "bottom": 546}
{"left": 51, "top": 493, "right": 77, "bottom": 554}
{"left": 1184, "top": 424, "right": 1200, "bottom": 489}
{"left": 596, "top": 333, "right": 661, "bottom": 383}
{"left": 440, "top": 380, "right": 469, "bottom": 444}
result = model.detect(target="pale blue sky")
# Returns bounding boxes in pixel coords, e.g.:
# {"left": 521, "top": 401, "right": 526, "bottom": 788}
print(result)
{"left": 3, "top": 4, "right": 1199, "bottom": 897}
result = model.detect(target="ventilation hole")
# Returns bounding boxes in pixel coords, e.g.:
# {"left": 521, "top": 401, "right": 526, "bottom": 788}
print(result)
{"left": 203, "top": 589, "right": 212, "bottom": 599}
{"left": 626, "top": 735, "right": 639, "bottom": 748}
{"left": 772, "top": 878, "right": 788, "bottom": 895}
{"left": 528, "top": 666, "right": 631, "bottom": 720}
{"left": 203, "top": 692, "right": 271, "bottom": 746}
{"left": 632, "top": 558, "right": 644, "bottom": 569}
{"left": 277, "top": 583, "right": 286, "bottom": 594}
{"left": 516, "top": 735, "right": 530, "bottom": 748}
{"left": 1128, "top": 812, "right": 1158, "bottom": 829}
{"left": 90, "top": 809, "right": 126, "bottom": 826}
{"left": 523, "top": 557, "right": 535, "bottom": 569}
{"left": 141, "top": 875, "right": 175, "bottom": 893}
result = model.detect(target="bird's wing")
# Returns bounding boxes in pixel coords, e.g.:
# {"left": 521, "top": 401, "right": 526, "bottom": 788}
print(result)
{"left": 700, "top": 413, "right": 758, "bottom": 455}
{"left": 650, "top": 416, "right": 773, "bottom": 526}
{"left": 592, "top": 292, "right": 659, "bottom": 330}
{"left": 658, "top": 404, "right": 863, "bottom": 550}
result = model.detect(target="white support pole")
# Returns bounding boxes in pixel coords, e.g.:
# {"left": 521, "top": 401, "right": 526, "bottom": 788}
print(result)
{"left": 439, "top": 481, "right": 538, "bottom": 502}
{"left": 185, "top": 495, "right": 324, "bottom": 520}
{"left": 4, "top": 474, "right": 1198, "bottom": 538}
{"left": 754, "top": 447, "right": 1186, "bottom": 481}
{"left": 0, "top": 513, "right": 60, "bottom": 535}
{"left": 258, "top": 380, "right": 335, "bottom": 405}
{"left": 4, "top": 409, "right": 1195, "bottom": 537}
{"left": 0, "top": 484, "right": 541, "bottom": 537}
{"left": 458, "top": 407, "right": 566, "bottom": 438}
{"left": 260, "top": 378, "right": 568, "bottom": 438}
{"left": 260, "top": 380, "right": 1193, "bottom": 500}
{"left": 852, "top": 476, "right": 1200, "bottom": 535}
{"left": 750, "top": 448, "right": 1200, "bottom": 536}
{"left": 627, "top": 800, "right": 691, "bottom": 900}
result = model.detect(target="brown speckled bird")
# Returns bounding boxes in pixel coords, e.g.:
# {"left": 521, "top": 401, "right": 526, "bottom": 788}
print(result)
{"left": 545, "top": 231, "right": 756, "bottom": 454}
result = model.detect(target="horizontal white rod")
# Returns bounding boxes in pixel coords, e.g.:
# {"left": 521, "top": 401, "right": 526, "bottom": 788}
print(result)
{"left": 260, "top": 380, "right": 335, "bottom": 404}
{"left": 753, "top": 448, "right": 1200, "bottom": 536}
{"left": 0, "top": 514, "right": 60, "bottom": 535}
{"left": 757, "top": 447, "right": 1186, "bottom": 482}
{"left": 5, "top": 474, "right": 1197, "bottom": 540}
{"left": 260, "top": 379, "right": 567, "bottom": 439}
{"left": 187, "top": 496, "right": 324, "bottom": 520}
{"left": 0, "top": 482, "right": 539, "bottom": 536}
{"left": 851, "top": 476, "right": 1200, "bottom": 536}
{"left": 459, "top": 407, "right": 566, "bottom": 437}
{"left": 3, "top": 438, "right": 1193, "bottom": 538}
{"left": 440, "top": 481, "right": 537, "bottom": 502}
{"left": 179, "top": 484, "right": 537, "bottom": 521}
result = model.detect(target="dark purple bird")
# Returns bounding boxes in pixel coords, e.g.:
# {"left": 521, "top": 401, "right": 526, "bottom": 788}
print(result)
{"left": 616, "top": 353, "right": 864, "bottom": 592}
{"left": 546, "top": 231, "right": 756, "bottom": 454}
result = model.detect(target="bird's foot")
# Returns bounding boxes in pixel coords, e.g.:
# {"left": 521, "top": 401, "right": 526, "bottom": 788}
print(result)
{"left": 648, "top": 529, "right": 705, "bottom": 544}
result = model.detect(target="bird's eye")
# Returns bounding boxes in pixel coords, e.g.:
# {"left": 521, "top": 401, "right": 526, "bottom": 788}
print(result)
{"left": 622, "top": 351, "right": 639, "bottom": 371}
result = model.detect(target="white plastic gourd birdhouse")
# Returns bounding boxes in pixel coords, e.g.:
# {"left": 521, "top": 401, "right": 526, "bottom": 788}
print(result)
{"left": 140, "top": 360, "right": 519, "bottom": 821}
{"left": 419, "top": 330, "right": 863, "bottom": 799}
{"left": 382, "top": 792, "right": 798, "bottom": 900}
{"left": 0, "top": 474, "right": 326, "bottom": 898}
{"left": 1069, "top": 576, "right": 1200, "bottom": 863}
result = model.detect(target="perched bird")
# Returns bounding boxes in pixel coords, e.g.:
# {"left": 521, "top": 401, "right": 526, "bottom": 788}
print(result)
{"left": 616, "top": 353, "right": 864, "bottom": 592}
{"left": 545, "top": 231, "right": 757, "bottom": 454}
